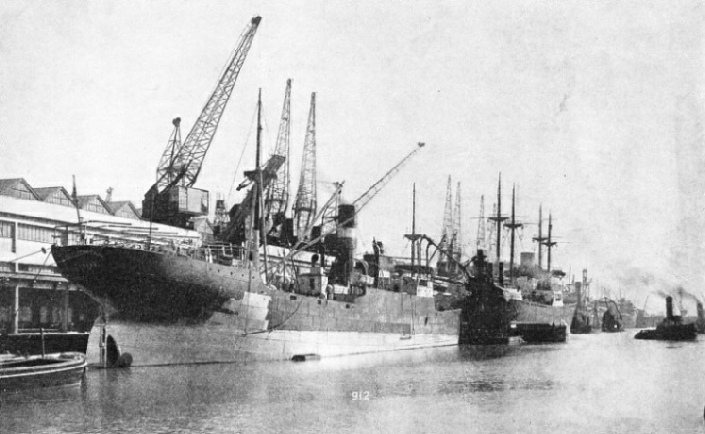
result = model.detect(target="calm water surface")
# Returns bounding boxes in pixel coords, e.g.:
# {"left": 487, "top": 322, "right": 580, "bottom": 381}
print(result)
{"left": 2, "top": 332, "right": 705, "bottom": 433}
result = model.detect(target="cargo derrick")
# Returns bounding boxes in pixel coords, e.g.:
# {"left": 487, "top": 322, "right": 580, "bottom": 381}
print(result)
{"left": 271, "top": 143, "right": 425, "bottom": 286}
{"left": 219, "top": 153, "right": 284, "bottom": 245}
{"left": 324, "top": 142, "right": 426, "bottom": 286}
{"left": 142, "top": 16, "right": 262, "bottom": 229}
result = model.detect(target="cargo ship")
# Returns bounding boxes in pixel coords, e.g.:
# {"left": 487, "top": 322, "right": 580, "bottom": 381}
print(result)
{"left": 512, "top": 279, "right": 576, "bottom": 327}
{"left": 51, "top": 212, "right": 477, "bottom": 367}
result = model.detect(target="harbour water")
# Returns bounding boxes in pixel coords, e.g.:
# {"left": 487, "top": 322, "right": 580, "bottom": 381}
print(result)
{"left": 2, "top": 332, "right": 705, "bottom": 433}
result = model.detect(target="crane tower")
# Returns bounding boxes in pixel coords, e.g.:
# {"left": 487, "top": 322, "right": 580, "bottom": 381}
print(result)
{"left": 452, "top": 181, "right": 462, "bottom": 265}
{"left": 437, "top": 176, "right": 453, "bottom": 275}
{"left": 143, "top": 16, "right": 262, "bottom": 229}
{"left": 293, "top": 93, "right": 318, "bottom": 241}
{"left": 264, "top": 79, "right": 292, "bottom": 225}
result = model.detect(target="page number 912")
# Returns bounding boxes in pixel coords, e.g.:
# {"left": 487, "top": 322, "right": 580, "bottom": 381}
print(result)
{"left": 352, "top": 390, "right": 370, "bottom": 400}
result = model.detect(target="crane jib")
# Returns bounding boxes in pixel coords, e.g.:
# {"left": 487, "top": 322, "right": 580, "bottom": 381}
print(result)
{"left": 154, "top": 16, "right": 262, "bottom": 192}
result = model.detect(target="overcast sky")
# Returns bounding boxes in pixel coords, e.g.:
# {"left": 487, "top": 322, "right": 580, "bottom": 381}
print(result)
{"left": 1, "top": 1, "right": 704, "bottom": 309}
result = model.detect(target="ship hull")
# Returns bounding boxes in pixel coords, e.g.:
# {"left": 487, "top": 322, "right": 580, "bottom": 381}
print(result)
{"left": 512, "top": 300, "right": 577, "bottom": 327}
{"left": 87, "top": 320, "right": 458, "bottom": 367}
{"left": 52, "top": 245, "right": 462, "bottom": 366}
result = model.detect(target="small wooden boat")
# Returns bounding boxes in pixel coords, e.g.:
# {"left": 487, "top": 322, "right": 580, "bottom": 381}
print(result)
{"left": 0, "top": 352, "right": 86, "bottom": 392}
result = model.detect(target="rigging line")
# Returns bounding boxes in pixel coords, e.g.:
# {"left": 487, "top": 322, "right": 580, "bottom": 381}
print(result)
{"left": 261, "top": 104, "right": 274, "bottom": 157}
{"left": 227, "top": 102, "right": 259, "bottom": 203}
{"left": 29, "top": 250, "right": 53, "bottom": 284}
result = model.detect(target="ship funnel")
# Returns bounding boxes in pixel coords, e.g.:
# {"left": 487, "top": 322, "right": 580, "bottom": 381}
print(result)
{"left": 666, "top": 296, "right": 674, "bottom": 320}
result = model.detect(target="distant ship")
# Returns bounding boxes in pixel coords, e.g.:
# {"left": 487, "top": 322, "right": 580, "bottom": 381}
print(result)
{"left": 513, "top": 279, "right": 576, "bottom": 327}
{"left": 487, "top": 183, "right": 577, "bottom": 332}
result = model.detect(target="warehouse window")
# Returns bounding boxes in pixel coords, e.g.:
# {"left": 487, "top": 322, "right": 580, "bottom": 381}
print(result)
{"left": 0, "top": 221, "right": 13, "bottom": 238}
{"left": 47, "top": 194, "right": 73, "bottom": 207}
{"left": 84, "top": 200, "right": 110, "bottom": 215}
{"left": 17, "top": 224, "right": 54, "bottom": 243}
{"left": 10, "top": 185, "right": 35, "bottom": 200}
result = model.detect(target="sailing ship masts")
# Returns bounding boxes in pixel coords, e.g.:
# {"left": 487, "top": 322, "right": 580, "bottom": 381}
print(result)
{"left": 537, "top": 205, "right": 543, "bottom": 269}
{"left": 254, "top": 89, "right": 262, "bottom": 231}
{"left": 509, "top": 185, "right": 516, "bottom": 282}
{"left": 250, "top": 89, "right": 263, "bottom": 276}
{"left": 411, "top": 183, "right": 416, "bottom": 272}
{"left": 496, "top": 174, "right": 502, "bottom": 263}
{"left": 547, "top": 213, "right": 553, "bottom": 272}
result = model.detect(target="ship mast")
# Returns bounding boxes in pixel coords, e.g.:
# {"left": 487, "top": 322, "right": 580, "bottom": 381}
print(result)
{"left": 542, "top": 213, "right": 557, "bottom": 272}
{"left": 412, "top": 183, "right": 416, "bottom": 272}
{"left": 533, "top": 205, "right": 545, "bottom": 270}
{"left": 487, "top": 174, "right": 507, "bottom": 280}
{"left": 496, "top": 174, "right": 502, "bottom": 264}
{"left": 404, "top": 183, "right": 422, "bottom": 277}
{"left": 250, "top": 89, "right": 263, "bottom": 279}
{"left": 504, "top": 184, "right": 523, "bottom": 285}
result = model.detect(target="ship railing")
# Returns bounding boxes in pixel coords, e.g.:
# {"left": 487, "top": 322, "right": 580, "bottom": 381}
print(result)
{"left": 201, "top": 244, "right": 247, "bottom": 265}
{"left": 79, "top": 236, "right": 248, "bottom": 266}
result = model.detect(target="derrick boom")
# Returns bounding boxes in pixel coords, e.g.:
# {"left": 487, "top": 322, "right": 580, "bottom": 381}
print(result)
{"left": 351, "top": 142, "right": 425, "bottom": 213}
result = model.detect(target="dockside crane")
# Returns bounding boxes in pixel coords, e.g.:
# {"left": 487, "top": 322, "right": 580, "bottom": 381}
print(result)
{"left": 452, "top": 181, "right": 463, "bottom": 265}
{"left": 437, "top": 176, "right": 454, "bottom": 275}
{"left": 293, "top": 93, "right": 318, "bottom": 241}
{"left": 142, "top": 16, "right": 262, "bottom": 229}
{"left": 264, "top": 79, "right": 292, "bottom": 225}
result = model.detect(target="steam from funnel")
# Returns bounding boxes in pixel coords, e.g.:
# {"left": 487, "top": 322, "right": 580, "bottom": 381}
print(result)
{"left": 676, "top": 286, "right": 704, "bottom": 304}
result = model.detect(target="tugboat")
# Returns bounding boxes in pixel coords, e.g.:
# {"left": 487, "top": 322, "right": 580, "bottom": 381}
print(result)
{"left": 634, "top": 296, "right": 697, "bottom": 341}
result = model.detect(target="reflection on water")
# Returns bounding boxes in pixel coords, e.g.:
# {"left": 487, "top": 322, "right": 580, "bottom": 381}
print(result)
{"left": 2, "top": 332, "right": 705, "bottom": 433}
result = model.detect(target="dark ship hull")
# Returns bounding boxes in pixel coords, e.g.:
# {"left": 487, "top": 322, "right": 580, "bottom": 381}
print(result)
{"left": 634, "top": 324, "right": 697, "bottom": 341}
{"left": 459, "top": 279, "right": 517, "bottom": 345}
{"left": 52, "top": 245, "right": 462, "bottom": 366}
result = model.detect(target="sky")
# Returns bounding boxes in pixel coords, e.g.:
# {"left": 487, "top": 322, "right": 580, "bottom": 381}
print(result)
{"left": 1, "top": 0, "right": 704, "bottom": 311}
